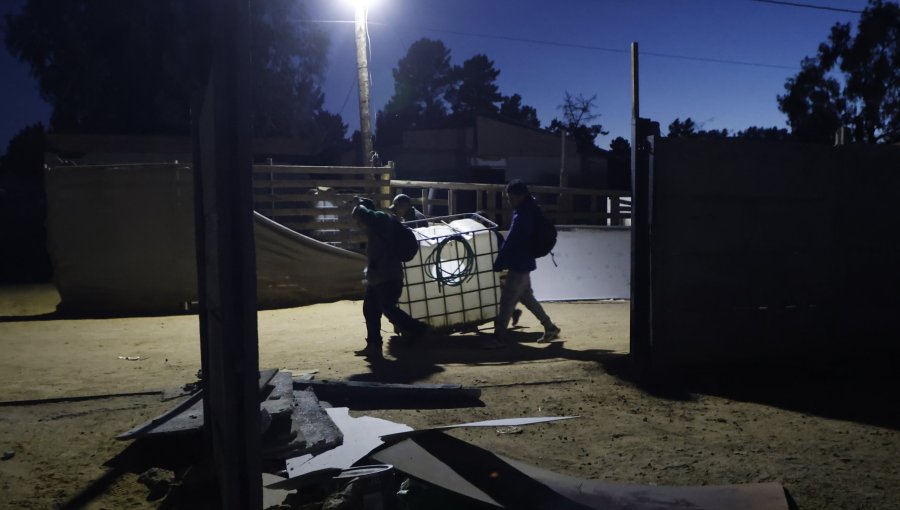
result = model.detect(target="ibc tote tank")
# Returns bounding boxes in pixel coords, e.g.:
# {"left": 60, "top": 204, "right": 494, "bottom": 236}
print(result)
{"left": 397, "top": 213, "right": 502, "bottom": 331}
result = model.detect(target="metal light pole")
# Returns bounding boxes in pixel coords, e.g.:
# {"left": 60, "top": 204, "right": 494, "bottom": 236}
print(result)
{"left": 354, "top": 4, "right": 374, "bottom": 166}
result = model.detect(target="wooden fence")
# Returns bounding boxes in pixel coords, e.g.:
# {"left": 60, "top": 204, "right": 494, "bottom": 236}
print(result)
{"left": 252, "top": 164, "right": 393, "bottom": 249}
{"left": 253, "top": 163, "right": 630, "bottom": 251}
{"left": 390, "top": 180, "right": 631, "bottom": 229}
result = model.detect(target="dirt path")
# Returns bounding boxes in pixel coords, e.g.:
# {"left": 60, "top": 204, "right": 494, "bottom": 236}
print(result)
{"left": 1, "top": 285, "right": 898, "bottom": 509}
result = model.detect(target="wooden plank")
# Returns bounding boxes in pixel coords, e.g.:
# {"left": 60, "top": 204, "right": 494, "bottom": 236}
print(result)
{"left": 277, "top": 227, "right": 366, "bottom": 241}
{"left": 268, "top": 220, "right": 358, "bottom": 230}
{"left": 254, "top": 207, "right": 346, "bottom": 216}
{"left": 254, "top": 192, "right": 393, "bottom": 202}
{"left": 196, "top": 7, "right": 262, "bottom": 505}
{"left": 253, "top": 165, "right": 392, "bottom": 176}
{"left": 391, "top": 179, "right": 629, "bottom": 197}
{"left": 291, "top": 389, "right": 343, "bottom": 455}
{"left": 292, "top": 379, "right": 482, "bottom": 409}
{"left": 252, "top": 179, "right": 384, "bottom": 189}
{"left": 258, "top": 368, "right": 279, "bottom": 394}
{"left": 117, "top": 369, "right": 281, "bottom": 440}
{"left": 264, "top": 371, "right": 293, "bottom": 401}
{"left": 117, "top": 391, "right": 205, "bottom": 440}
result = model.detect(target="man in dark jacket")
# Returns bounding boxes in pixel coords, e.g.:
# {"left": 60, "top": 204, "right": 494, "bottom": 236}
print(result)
{"left": 389, "top": 193, "right": 428, "bottom": 228}
{"left": 352, "top": 197, "right": 428, "bottom": 357}
{"left": 489, "top": 180, "right": 560, "bottom": 347}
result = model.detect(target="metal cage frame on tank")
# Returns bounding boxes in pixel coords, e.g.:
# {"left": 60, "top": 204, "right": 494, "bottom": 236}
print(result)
{"left": 398, "top": 213, "right": 502, "bottom": 333}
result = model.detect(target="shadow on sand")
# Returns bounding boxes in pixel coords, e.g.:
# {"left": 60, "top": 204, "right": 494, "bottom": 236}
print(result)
{"left": 599, "top": 348, "right": 900, "bottom": 432}
{"left": 345, "top": 327, "right": 619, "bottom": 386}
{"left": 349, "top": 327, "right": 900, "bottom": 431}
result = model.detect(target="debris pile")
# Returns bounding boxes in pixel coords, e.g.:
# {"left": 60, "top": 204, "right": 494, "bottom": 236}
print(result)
{"left": 117, "top": 369, "right": 791, "bottom": 509}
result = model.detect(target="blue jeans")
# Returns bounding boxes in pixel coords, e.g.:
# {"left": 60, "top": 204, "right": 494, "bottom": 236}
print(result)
{"left": 363, "top": 279, "right": 425, "bottom": 346}
{"left": 494, "top": 270, "right": 552, "bottom": 338}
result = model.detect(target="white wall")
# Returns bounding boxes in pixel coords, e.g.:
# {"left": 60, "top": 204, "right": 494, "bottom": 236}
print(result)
{"left": 531, "top": 226, "right": 630, "bottom": 301}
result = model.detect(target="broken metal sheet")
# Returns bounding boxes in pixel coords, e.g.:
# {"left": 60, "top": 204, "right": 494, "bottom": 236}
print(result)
{"left": 371, "top": 437, "right": 502, "bottom": 508}
{"left": 378, "top": 431, "right": 788, "bottom": 510}
{"left": 376, "top": 432, "right": 592, "bottom": 509}
{"left": 379, "top": 416, "right": 578, "bottom": 442}
{"left": 333, "top": 464, "right": 393, "bottom": 480}
{"left": 271, "top": 407, "right": 412, "bottom": 489}
{"left": 500, "top": 456, "right": 789, "bottom": 510}
{"left": 261, "top": 472, "right": 296, "bottom": 509}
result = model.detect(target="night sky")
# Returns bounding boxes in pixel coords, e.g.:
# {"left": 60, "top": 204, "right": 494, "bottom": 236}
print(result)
{"left": 0, "top": 0, "right": 872, "bottom": 153}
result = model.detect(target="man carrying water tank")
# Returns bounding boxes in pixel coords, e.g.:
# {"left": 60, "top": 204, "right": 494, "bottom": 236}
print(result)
{"left": 389, "top": 193, "right": 428, "bottom": 228}
{"left": 487, "top": 180, "right": 561, "bottom": 348}
{"left": 352, "top": 196, "right": 429, "bottom": 358}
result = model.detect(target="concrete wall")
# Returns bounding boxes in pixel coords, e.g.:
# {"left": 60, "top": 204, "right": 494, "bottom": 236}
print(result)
{"left": 531, "top": 226, "right": 630, "bottom": 301}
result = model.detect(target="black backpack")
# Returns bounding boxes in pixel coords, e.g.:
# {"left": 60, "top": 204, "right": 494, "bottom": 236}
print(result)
{"left": 393, "top": 218, "right": 420, "bottom": 262}
{"left": 530, "top": 207, "right": 557, "bottom": 258}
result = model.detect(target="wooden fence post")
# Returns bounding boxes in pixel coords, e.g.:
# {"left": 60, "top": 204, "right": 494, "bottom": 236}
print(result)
{"left": 380, "top": 162, "right": 394, "bottom": 209}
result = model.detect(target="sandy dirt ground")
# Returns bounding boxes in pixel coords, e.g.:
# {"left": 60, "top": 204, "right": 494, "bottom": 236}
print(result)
{"left": 1, "top": 284, "right": 899, "bottom": 509}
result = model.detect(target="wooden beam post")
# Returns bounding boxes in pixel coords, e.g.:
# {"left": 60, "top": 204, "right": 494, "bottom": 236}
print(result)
{"left": 193, "top": 0, "right": 261, "bottom": 507}
{"left": 380, "top": 162, "right": 393, "bottom": 208}
{"left": 630, "top": 41, "right": 653, "bottom": 377}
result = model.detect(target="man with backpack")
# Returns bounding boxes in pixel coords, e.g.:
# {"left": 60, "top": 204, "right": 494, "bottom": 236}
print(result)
{"left": 487, "top": 180, "right": 561, "bottom": 348}
{"left": 352, "top": 196, "right": 429, "bottom": 358}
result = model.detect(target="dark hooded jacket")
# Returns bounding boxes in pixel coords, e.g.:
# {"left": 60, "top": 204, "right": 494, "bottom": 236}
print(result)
{"left": 493, "top": 195, "right": 538, "bottom": 272}
{"left": 354, "top": 204, "right": 404, "bottom": 286}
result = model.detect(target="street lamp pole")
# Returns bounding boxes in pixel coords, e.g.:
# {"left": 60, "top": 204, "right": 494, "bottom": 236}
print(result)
{"left": 354, "top": 5, "right": 374, "bottom": 166}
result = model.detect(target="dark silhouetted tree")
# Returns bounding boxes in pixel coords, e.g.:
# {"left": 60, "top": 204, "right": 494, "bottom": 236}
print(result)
{"left": 667, "top": 117, "right": 698, "bottom": 138}
{"left": 4, "top": 0, "right": 345, "bottom": 147}
{"left": 0, "top": 124, "right": 51, "bottom": 282}
{"left": 607, "top": 136, "right": 632, "bottom": 190}
{"left": 734, "top": 126, "right": 792, "bottom": 141}
{"left": 548, "top": 92, "right": 609, "bottom": 151}
{"left": 778, "top": 0, "right": 900, "bottom": 144}
{"left": 609, "top": 136, "right": 630, "bottom": 155}
{"left": 376, "top": 39, "right": 541, "bottom": 147}
{"left": 667, "top": 117, "right": 729, "bottom": 139}
{"left": 777, "top": 55, "right": 846, "bottom": 144}
{"left": 375, "top": 38, "right": 453, "bottom": 148}
{"left": 499, "top": 94, "right": 540, "bottom": 128}
{"left": 446, "top": 54, "right": 502, "bottom": 120}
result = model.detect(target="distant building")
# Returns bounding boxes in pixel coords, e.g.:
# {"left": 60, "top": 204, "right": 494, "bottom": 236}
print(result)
{"left": 381, "top": 116, "right": 624, "bottom": 189}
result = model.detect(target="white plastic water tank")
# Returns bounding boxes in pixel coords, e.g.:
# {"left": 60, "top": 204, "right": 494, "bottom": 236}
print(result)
{"left": 398, "top": 218, "right": 502, "bottom": 330}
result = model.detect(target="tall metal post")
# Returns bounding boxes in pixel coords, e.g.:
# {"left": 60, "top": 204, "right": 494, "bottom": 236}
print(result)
{"left": 355, "top": 5, "right": 375, "bottom": 165}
